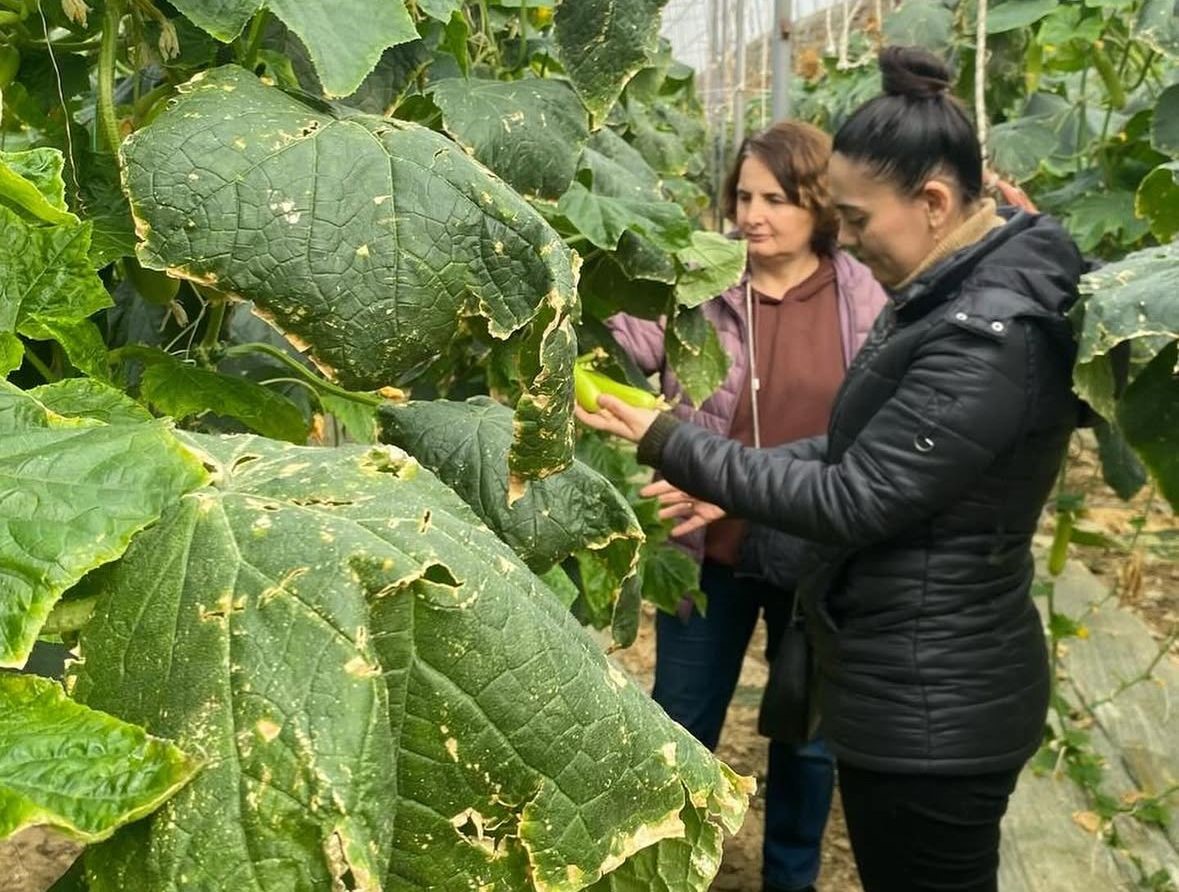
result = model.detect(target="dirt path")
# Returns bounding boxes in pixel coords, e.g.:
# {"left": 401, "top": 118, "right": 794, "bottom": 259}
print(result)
{"left": 0, "top": 827, "right": 80, "bottom": 892}
{"left": 612, "top": 610, "right": 864, "bottom": 892}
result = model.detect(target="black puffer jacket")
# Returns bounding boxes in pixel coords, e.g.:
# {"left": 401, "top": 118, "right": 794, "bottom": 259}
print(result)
{"left": 639, "top": 212, "right": 1085, "bottom": 774}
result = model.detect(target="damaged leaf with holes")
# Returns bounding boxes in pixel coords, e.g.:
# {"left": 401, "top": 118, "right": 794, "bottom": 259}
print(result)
{"left": 120, "top": 65, "right": 579, "bottom": 483}
{"left": 378, "top": 396, "right": 645, "bottom": 643}
{"left": 1073, "top": 243, "right": 1179, "bottom": 511}
{"left": 67, "top": 433, "right": 750, "bottom": 891}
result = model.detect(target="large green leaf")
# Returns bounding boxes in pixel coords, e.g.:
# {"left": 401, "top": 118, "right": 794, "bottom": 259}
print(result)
{"left": 1135, "top": 162, "right": 1179, "bottom": 242}
{"left": 433, "top": 77, "right": 590, "bottom": 199}
{"left": 122, "top": 66, "right": 578, "bottom": 484}
{"left": 1136, "top": 0, "right": 1179, "bottom": 58}
{"left": 379, "top": 396, "right": 644, "bottom": 633}
{"left": 987, "top": 0, "right": 1058, "bottom": 33}
{"left": 625, "top": 101, "right": 695, "bottom": 177}
{"left": 269, "top": 0, "right": 418, "bottom": 96}
{"left": 263, "top": 19, "right": 434, "bottom": 116}
{"left": 418, "top": 0, "right": 463, "bottom": 21}
{"left": 135, "top": 350, "right": 310, "bottom": 443}
{"left": 0, "top": 333, "right": 23, "bottom": 376}
{"left": 0, "top": 147, "right": 113, "bottom": 368}
{"left": 29, "top": 378, "right": 154, "bottom": 426}
{"left": 71, "top": 434, "right": 750, "bottom": 891}
{"left": 0, "top": 674, "right": 199, "bottom": 843}
{"left": 318, "top": 393, "right": 379, "bottom": 444}
{"left": 0, "top": 149, "right": 75, "bottom": 225}
{"left": 558, "top": 181, "right": 692, "bottom": 252}
{"left": 554, "top": 0, "right": 670, "bottom": 119}
{"left": 666, "top": 306, "right": 730, "bottom": 407}
{"left": 0, "top": 384, "right": 208, "bottom": 667}
{"left": 579, "top": 253, "right": 673, "bottom": 320}
{"left": 636, "top": 541, "right": 702, "bottom": 616}
{"left": 674, "top": 232, "right": 746, "bottom": 309}
{"left": 167, "top": 0, "right": 417, "bottom": 97}
{"left": 1093, "top": 418, "right": 1147, "bottom": 501}
{"left": 1037, "top": 4, "right": 1103, "bottom": 47}
{"left": 586, "top": 802, "right": 720, "bottom": 891}
{"left": 987, "top": 116, "right": 1058, "bottom": 183}
{"left": 0, "top": 205, "right": 111, "bottom": 335}
{"left": 339, "top": 41, "right": 435, "bottom": 115}
{"left": 573, "top": 432, "right": 705, "bottom": 619}
{"left": 1064, "top": 190, "right": 1149, "bottom": 253}
{"left": 577, "top": 128, "right": 663, "bottom": 202}
{"left": 1074, "top": 243, "right": 1179, "bottom": 510}
{"left": 617, "top": 231, "right": 678, "bottom": 284}
{"left": 1153, "top": 84, "right": 1179, "bottom": 157}
{"left": 157, "top": 0, "right": 258, "bottom": 42}
{"left": 883, "top": 0, "right": 954, "bottom": 50}
{"left": 76, "top": 151, "right": 138, "bottom": 268}
{"left": 1117, "top": 342, "right": 1179, "bottom": 509}
{"left": 20, "top": 317, "right": 112, "bottom": 382}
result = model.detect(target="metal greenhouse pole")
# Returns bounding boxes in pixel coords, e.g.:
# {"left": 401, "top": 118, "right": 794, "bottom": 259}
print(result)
{"left": 733, "top": 0, "right": 747, "bottom": 152}
{"left": 770, "top": 0, "right": 793, "bottom": 121}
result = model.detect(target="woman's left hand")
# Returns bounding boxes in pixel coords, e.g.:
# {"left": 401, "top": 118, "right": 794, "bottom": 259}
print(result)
{"left": 574, "top": 393, "right": 659, "bottom": 444}
{"left": 640, "top": 479, "right": 727, "bottom": 537}
{"left": 985, "top": 171, "right": 1039, "bottom": 213}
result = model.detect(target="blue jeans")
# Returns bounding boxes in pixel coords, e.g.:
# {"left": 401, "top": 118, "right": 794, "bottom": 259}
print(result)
{"left": 652, "top": 560, "right": 835, "bottom": 891}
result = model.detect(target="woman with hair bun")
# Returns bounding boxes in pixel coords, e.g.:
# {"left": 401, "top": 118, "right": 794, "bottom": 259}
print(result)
{"left": 582, "top": 46, "right": 1086, "bottom": 892}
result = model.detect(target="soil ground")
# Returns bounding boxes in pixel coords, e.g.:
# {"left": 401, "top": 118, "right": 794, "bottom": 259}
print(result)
{"left": 0, "top": 827, "right": 80, "bottom": 892}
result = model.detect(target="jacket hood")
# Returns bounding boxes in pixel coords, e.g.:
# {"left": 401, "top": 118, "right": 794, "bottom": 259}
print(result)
{"left": 895, "top": 211, "right": 1085, "bottom": 318}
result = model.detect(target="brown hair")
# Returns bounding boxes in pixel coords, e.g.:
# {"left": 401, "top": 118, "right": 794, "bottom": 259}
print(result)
{"left": 723, "top": 120, "right": 840, "bottom": 256}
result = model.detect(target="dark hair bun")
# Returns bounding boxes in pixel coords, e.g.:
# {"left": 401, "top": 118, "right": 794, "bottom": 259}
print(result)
{"left": 879, "top": 45, "right": 953, "bottom": 99}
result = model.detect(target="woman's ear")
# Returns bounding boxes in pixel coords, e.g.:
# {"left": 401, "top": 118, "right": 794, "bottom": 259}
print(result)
{"left": 920, "top": 178, "right": 958, "bottom": 239}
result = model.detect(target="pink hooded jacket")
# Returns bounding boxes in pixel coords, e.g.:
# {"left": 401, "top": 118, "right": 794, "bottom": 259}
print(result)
{"left": 606, "top": 250, "right": 887, "bottom": 560}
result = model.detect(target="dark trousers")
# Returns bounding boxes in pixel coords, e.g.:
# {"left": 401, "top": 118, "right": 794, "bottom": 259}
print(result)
{"left": 838, "top": 761, "right": 1021, "bottom": 892}
{"left": 652, "top": 560, "right": 835, "bottom": 891}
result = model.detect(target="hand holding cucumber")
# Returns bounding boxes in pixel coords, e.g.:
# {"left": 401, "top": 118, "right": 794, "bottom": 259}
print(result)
{"left": 573, "top": 360, "right": 662, "bottom": 444}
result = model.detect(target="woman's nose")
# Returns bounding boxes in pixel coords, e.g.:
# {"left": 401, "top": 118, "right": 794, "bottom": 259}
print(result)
{"left": 838, "top": 222, "right": 856, "bottom": 248}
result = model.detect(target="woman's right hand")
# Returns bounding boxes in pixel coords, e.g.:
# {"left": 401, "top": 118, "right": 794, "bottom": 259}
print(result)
{"left": 574, "top": 394, "right": 658, "bottom": 444}
{"left": 640, "top": 479, "right": 727, "bottom": 538}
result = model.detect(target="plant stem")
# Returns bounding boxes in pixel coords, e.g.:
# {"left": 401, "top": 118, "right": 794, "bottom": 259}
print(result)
{"left": 222, "top": 342, "right": 383, "bottom": 406}
{"left": 199, "top": 298, "right": 227, "bottom": 352}
{"left": 1087, "top": 624, "right": 1179, "bottom": 712}
{"left": 1097, "top": 38, "right": 1133, "bottom": 186}
{"left": 133, "top": 80, "right": 171, "bottom": 123}
{"left": 518, "top": 1, "right": 528, "bottom": 71}
{"left": 1127, "top": 51, "right": 1158, "bottom": 93}
{"left": 1046, "top": 579, "right": 1061, "bottom": 702}
{"left": 26, "top": 37, "right": 103, "bottom": 51}
{"left": 23, "top": 346, "right": 58, "bottom": 383}
{"left": 239, "top": 9, "right": 268, "bottom": 71}
{"left": 97, "top": 0, "right": 124, "bottom": 155}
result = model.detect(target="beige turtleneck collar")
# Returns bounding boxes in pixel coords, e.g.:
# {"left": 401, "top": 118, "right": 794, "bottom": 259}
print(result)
{"left": 893, "top": 198, "right": 1005, "bottom": 291}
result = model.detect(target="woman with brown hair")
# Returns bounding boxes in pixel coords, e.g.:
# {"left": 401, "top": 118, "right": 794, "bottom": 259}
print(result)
{"left": 607, "top": 121, "right": 885, "bottom": 892}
